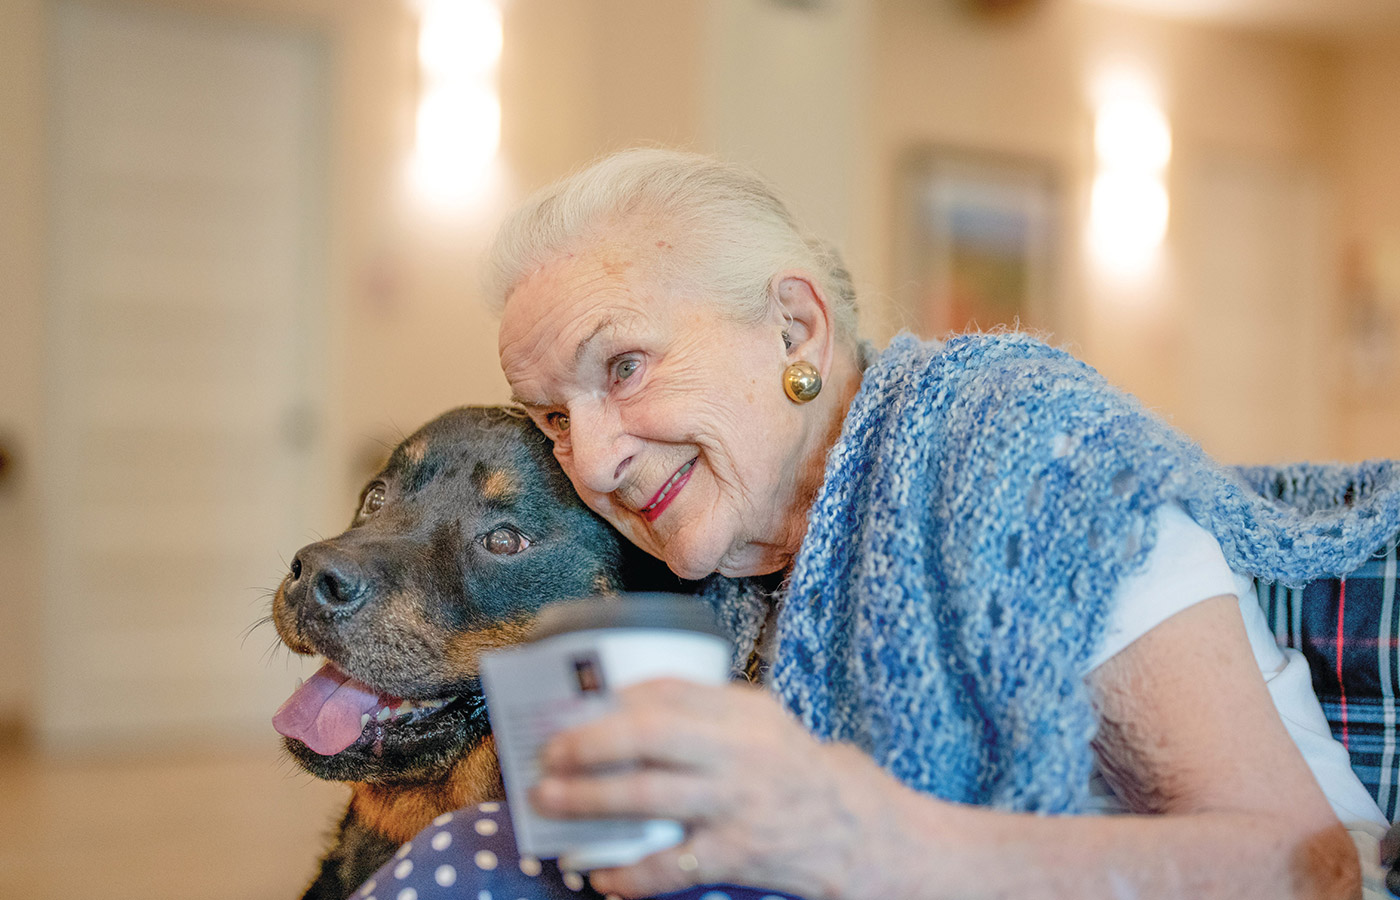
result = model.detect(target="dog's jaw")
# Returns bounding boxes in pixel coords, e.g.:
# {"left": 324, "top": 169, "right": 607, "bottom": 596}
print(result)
{"left": 348, "top": 736, "right": 505, "bottom": 846}
{"left": 282, "top": 687, "right": 492, "bottom": 786}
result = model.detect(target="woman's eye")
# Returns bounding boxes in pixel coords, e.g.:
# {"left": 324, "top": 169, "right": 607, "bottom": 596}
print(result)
{"left": 544, "top": 411, "right": 570, "bottom": 434}
{"left": 613, "top": 357, "right": 640, "bottom": 382}
{"left": 482, "top": 527, "right": 529, "bottom": 556}
{"left": 359, "top": 483, "right": 386, "bottom": 517}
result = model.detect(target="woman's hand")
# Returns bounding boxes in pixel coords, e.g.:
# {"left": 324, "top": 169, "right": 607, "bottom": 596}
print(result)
{"left": 529, "top": 678, "right": 904, "bottom": 899}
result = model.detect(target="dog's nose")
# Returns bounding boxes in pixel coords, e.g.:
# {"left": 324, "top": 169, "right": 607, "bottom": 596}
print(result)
{"left": 288, "top": 547, "right": 370, "bottom": 615}
{"left": 311, "top": 567, "right": 363, "bottom": 610}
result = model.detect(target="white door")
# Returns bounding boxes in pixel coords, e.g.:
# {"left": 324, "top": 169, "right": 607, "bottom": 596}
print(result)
{"left": 43, "top": 1, "right": 328, "bottom": 748}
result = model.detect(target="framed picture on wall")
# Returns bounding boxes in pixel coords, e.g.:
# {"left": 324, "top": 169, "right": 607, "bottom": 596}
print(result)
{"left": 894, "top": 148, "right": 1061, "bottom": 337}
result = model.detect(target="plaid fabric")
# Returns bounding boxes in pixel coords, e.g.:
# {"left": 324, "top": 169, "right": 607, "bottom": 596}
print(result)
{"left": 1256, "top": 542, "right": 1400, "bottom": 823}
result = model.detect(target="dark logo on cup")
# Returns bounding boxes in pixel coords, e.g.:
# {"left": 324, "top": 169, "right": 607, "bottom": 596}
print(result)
{"left": 572, "top": 653, "right": 605, "bottom": 694}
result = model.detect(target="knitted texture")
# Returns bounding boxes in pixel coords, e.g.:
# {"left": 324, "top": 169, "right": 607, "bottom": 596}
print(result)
{"left": 702, "top": 332, "right": 1400, "bottom": 814}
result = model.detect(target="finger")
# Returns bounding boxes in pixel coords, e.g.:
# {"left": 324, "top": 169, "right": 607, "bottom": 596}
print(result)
{"left": 587, "top": 840, "right": 714, "bottom": 898}
{"left": 615, "top": 677, "right": 736, "bottom": 710}
{"left": 541, "top": 720, "right": 717, "bottom": 774}
{"left": 531, "top": 768, "right": 722, "bottom": 821}
{"left": 541, "top": 698, "right": 727, "bottom": 773}
{"left": 610, "top": 678, "right": 754, "bottom": 726}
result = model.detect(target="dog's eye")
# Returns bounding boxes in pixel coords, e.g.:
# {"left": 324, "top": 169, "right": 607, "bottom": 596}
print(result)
{"left": 359, "top": 483, "right": 386, "bottom": 517}
{"left": 482, "top": 527, "right": 529, "bottom": 556}
{"left": 544, "top": 412, "right": 570, "bottom": 434}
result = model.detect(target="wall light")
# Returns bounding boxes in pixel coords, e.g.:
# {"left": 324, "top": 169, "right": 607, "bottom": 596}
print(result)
{"left": 418, "top": 0, "right": 501, "bottom": 78}
{"left": 407, "top": 0, "right": 502, "bottom": 210}
{"left": 1089, "top": 171, "right": 1169, "bottom": 271}
{"left": 1087, "top": 91, "right": 1171, "bottom": 278}
{"left": 1094, "top": 98, "right": 1171, "bottom": 175}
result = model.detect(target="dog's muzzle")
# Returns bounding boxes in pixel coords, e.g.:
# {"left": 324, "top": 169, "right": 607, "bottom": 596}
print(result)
{"left": 287, "top": 544, "right": 372, "bottom": 617}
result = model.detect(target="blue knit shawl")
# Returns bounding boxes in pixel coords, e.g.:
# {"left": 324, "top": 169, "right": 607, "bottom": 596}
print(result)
{"left": 703, "top": 332, "right": 1400, "bottom": 814}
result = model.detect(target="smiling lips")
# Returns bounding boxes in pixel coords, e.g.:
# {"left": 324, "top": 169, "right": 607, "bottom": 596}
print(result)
{"left": 640, "top": 458, "right": 696, "bottom": 522}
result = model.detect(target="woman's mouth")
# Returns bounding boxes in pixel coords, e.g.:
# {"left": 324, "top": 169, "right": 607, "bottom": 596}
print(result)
{"left": 640, "top": 458, "right": 696, "bottom": 522}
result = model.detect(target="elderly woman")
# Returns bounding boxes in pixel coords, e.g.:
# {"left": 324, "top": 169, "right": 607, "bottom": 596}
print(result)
{"left": 377, "top": 149, "right": 1400, "bottom": 900}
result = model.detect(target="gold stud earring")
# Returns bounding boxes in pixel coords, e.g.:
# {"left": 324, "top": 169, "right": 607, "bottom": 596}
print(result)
{"left": 783, "top": 360, "right": 822, "bottom": 404}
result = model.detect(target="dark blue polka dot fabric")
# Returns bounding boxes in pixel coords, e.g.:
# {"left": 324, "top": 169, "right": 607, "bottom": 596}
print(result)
{"left": 353, "top": 800, "right": 805, "bottom": 900}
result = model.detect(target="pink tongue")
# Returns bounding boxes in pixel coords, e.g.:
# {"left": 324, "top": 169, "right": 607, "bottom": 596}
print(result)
{"left": 273, "top": 662, "right": 385, "bottom": 756}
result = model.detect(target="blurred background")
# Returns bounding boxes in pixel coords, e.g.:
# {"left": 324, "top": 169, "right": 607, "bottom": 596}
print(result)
{"left": 2, "top": 0, "right": 1399, "bottom": 896}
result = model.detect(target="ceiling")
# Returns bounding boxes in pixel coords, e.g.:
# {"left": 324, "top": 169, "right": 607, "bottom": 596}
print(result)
{"left": 1084, "top": 0, "right": 1400, "bottom": 39}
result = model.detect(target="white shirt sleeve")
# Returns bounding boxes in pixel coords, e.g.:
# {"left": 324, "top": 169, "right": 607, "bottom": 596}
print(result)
{"left": 1084, "top": 502, "right": 1387, "bottom": 826}
{"left": 1087, "top": 502, "right": 1245, "bottom": 671}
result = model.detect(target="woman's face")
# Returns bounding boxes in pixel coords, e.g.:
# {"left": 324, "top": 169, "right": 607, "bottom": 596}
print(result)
{"left": 497, "top": 247, "right": 815, "bottom": 580}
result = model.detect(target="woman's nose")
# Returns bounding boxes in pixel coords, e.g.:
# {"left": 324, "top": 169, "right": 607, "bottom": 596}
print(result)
{"left": 563, "top": 404, "right": 631, "bottom": 495}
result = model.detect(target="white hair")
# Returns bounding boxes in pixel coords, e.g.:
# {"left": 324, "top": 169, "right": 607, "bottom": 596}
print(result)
{"left": 486, "top": 148, "right": 860, "bottom": 344}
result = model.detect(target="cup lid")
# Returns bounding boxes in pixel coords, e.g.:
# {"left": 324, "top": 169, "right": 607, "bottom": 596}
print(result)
{"left": 529, "top": 593, "right": 728, "bottom": 642}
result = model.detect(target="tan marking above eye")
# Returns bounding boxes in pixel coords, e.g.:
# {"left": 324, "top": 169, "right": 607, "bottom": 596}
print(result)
{"left": 402, "top": 439, "right": 427, "bottom": 465}
{"left": 480, "top": 469, "right": 517, "bottom": 501}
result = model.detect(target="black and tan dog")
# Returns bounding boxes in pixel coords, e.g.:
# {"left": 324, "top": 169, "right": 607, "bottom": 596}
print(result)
{"left": 270, "top": 406, "right": 677, "bottom": 900}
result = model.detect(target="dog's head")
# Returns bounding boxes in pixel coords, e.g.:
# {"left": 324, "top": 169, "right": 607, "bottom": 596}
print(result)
{"left": 271, "top": 406, "right": 634, "bottom": 785}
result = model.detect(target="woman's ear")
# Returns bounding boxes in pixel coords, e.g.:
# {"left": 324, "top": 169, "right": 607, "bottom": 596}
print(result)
{"left": 773, "top": 272, "right": 836, "bottom": 375}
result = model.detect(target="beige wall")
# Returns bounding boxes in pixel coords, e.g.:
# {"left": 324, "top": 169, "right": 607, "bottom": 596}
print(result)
{"left": 343, "top": 0, "right": 710, "bottom": 489}
{"left": 866, "top": 0, "right": 1087, "bottom": 344}
{"left": 0, "top": 0, "right": 47, "bottom": 727}
{"left": 867, "top": 2, "right": 1322, "bottom": 380}
{"left": 865, "top": 0, "right": 1400, "bottom": 464}
{"left": 1329, "top": 37, "right": 1400, "bottom": 460}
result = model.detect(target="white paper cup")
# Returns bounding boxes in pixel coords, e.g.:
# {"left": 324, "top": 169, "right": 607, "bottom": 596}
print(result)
{"left": 480, "top": 594, "right": 732, "bottom": 871}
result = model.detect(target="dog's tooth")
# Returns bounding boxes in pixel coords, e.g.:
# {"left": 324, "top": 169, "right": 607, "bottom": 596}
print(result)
{"left": 376, "top": 707, "right": 392, "bottom": 722}
{"left": 360, "top": 713, "right": 371, "bottom": 728}
{"left": 395, "top": 701, "right": 413, "bottom": 717}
